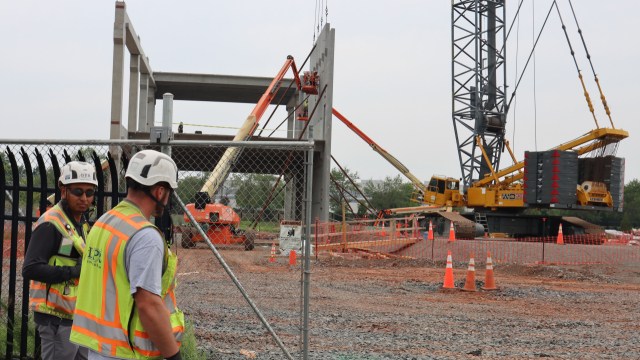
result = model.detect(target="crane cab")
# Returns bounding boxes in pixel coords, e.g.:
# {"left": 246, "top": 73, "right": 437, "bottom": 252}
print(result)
{"left": 423, "top": 176, "right": 463, "bottom": 207}
{"left": 302, "top": 71, "right": 319, "bottom": 95}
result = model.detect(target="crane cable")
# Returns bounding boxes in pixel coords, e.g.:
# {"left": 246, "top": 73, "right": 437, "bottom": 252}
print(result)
{"left": 506, "top": 1, "right": 555, "bottom": 116}
{"left": 533, "top": 0, "right": 538, "bottom": 151}
{"left": 567, "top": 0, "right": 614, "bottom": 129}
{"left": 554, "top": 1, "right": 599, "bottom": 129}
{"left": 511, "top": 1, "right": 521, "bottom": 162}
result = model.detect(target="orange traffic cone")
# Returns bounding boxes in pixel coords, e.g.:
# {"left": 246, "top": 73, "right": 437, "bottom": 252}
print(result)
{"left": 396, "top": 222, "right": 402, "bottom": 238}
{"left": 428, "top": 221, "right": 434, "bottom": 240}
{"left": 443, "top": 251, "right": 455, "bottom": 289}
{"left": 381, "top": 222, "right": 386, "bottom": 237}
{"left": 449, "top": 222, "right": 455, "bottom": 242}
{"left": 484, "top": 232, "right": 488, "bottom": 239}
{"left": 269, "top": 243, "right": 276, "bottom": 262}
{"left": 482, "top": 252, "right": 498, "bottom": 290}
{"left": 288, "top": 250, "right": 297, "bottom": 265}
{"left": 557, "top": 224, "right": 564, "bottom": 245}
{"left": 461, "top": 253, "right": 477, "bottom": 292}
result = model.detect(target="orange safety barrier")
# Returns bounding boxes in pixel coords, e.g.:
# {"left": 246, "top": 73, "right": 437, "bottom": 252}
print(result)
{"left": 312, "top": 220, "right": 640, "bottom": 265}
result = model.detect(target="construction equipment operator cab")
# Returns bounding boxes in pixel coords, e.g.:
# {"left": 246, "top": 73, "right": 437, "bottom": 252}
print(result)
{"left": 425, "top": 176, "right": 461, "bottom": 207}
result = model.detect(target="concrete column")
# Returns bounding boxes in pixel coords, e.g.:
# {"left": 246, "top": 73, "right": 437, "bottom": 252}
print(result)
{"left": 146, "top": 86, "right": 156, "bottom": 131}
{"left": 109, "top": 3, "right": 127, "bottom": 139}
{"left": 284, "top": 92, "right": 300, "bottom": 220}
{"left": 286, "top": 92, "right": 298, "bottom": 140}
{"left": 128, "top": 53, "right": 140, "bottom": 133}
{"left": 284, "top": 172, "right": 294, "bottom": 220}
{"left": 138, "top": 73, "right": 148, "bottom": 132}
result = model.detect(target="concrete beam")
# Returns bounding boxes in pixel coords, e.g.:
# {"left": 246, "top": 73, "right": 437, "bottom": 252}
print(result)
{"left": 128, "top": 53, "right": 140, "bottom": 132}
{"left": 123, "top": 13, "right": 154, "bottom": 86}
{"left": 153, "top": 72, "right": 297, "bottom": 104}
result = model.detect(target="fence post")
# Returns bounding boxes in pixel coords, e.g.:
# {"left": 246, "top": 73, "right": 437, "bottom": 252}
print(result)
{"left": 303, "top": 137, "right": 315, "bottom": 360}
{"left": 161, "top": 92, "right": 173, "bottom": 156}
{"left": 542, "top": 218, "right": 546, "bottom": 264}
{"left": 19, "top": 148, "right": 34, "bottom": 359}
{"left": 342, "top": 202, "right": 347, "bottom": 252}
{"left": 6, "top": 148, "right": 19, "bottom": 360}
{"left": 390, "top": 218, "right": 396, "bottom": 240}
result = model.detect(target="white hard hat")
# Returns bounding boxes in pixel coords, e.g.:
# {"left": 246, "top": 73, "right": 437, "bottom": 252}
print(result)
{"left": 125, "top": 150, "right": 178, "bottom": 189}
{"left": 59, "top": 161, "right": 98, "bottom": 186}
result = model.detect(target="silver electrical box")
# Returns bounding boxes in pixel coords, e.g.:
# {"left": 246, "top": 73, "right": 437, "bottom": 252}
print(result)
{"left": 149, "top": 126, "right": 172, "bottom": 144}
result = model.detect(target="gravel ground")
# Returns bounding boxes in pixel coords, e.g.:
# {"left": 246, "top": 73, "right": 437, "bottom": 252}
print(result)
{"left": 172, "top": 246, "right": 640, "bottom": 360}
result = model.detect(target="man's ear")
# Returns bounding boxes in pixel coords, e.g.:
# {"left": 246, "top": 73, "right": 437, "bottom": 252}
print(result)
{"left": 155, "top": 185, "right": 165, "bottom": 200}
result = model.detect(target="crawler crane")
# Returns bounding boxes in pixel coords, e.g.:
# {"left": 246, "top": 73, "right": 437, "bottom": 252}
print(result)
{"left": 331, "top": 2, "right": 628, "bottom": 239}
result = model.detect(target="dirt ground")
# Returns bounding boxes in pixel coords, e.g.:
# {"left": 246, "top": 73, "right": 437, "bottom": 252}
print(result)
{"left": 175, "top": 245, "right": 640, "bottom": 360}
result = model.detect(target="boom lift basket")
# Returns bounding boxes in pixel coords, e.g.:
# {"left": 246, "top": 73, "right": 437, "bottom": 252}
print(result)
{"left": 302, "top": 71, "right": 319, "bottom": 94}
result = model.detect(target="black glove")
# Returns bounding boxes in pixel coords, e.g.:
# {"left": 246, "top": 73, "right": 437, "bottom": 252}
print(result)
{"left": 69, "top": 261, "right": 82, "bottom": 279}
{"left": 166, "top": 350, "right": 182, "bottom": 360}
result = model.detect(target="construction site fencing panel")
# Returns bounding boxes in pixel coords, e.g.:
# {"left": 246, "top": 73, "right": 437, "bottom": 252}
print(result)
{"left": 313, "top": 220, "right": 640, "bottom": 265}
{"left": 1, "top": 139, "right": 314, "bottom": 360}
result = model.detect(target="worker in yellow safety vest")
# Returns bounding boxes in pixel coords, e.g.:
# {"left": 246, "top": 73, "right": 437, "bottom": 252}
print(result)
{"left": 23, "top": 161, "right": 98, "bottom": 360}
{"left": 70, "top": 150, "right": 184, "bottom": 360}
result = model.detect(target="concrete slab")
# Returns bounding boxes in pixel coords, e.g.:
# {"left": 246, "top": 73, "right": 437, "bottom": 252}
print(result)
{"left": 153, "top": 72, "right": 297, "bottom": 104}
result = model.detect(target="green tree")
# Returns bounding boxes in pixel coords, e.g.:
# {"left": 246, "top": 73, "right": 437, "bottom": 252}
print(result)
{"left": 227, "top": 173, "right": 284, "bottom": 210}
{"left": 329, "top": 166, "right": 370, "bottom": 218}
{"left": 619, "top": 213, "right": 632, "bottom": 231}
{"left": 363, "top": 175, "right": 414, "bottom": 211}
{"left": 176, "top": 172, "right": 207, "bottom": 205}
{"left": 620, "top": 179, "right": 640, "bottom": 227}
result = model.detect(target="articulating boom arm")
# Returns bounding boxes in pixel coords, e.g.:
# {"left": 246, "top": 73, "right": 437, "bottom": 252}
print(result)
{"left": 199, "top": 56, "right": 306, "bottom": 199}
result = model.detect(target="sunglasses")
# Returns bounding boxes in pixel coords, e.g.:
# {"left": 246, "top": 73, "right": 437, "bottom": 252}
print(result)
{"left": 68, "top": 188, "right": 96, "bottom": 197}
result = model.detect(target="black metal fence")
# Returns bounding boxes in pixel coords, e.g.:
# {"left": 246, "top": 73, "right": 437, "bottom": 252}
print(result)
{"left": 2, "top": 139, "right": 314, "bottom": 360}
{"left": 1, "top": 146, "right": 130, "bottom": 360}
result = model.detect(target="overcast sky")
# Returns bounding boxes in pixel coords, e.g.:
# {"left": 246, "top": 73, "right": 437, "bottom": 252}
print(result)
{"left": 1, "top": 1, "right": 638, "bottom": 183}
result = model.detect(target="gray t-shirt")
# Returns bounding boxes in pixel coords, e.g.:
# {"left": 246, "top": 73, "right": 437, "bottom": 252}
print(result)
{"left": 88, "top": 227, "right": 165, "bottom": 360}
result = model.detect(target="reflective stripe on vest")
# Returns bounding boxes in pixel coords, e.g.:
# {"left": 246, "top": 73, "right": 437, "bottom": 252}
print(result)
{"left": 36, "top": 206, "right": 86, "bottom": 255}
{"left": 29, "top": 203, "right": 85, "bottom": 319}
{"left": 70, "top": 200, "right": 184, "bottom": 359}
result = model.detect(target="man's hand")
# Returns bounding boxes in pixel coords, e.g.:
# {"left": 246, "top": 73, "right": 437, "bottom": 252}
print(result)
{"left": 69, "top": 261, "right": 82, "bottom": 279}
{"left": 134, "top": 287, "right": 180, "bottom": 358}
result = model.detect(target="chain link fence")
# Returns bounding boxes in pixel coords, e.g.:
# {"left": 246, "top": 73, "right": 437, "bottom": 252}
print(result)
{"left": 1, "top": 139, "right": 314, "bottom": 359}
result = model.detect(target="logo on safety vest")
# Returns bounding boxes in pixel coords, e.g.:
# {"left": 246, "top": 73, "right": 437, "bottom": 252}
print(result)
{"left": 87, "top": 247, "right": 103, "bottom": 268}
{"left": 501, "top": 193, "right": 523, "bottom": 200}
